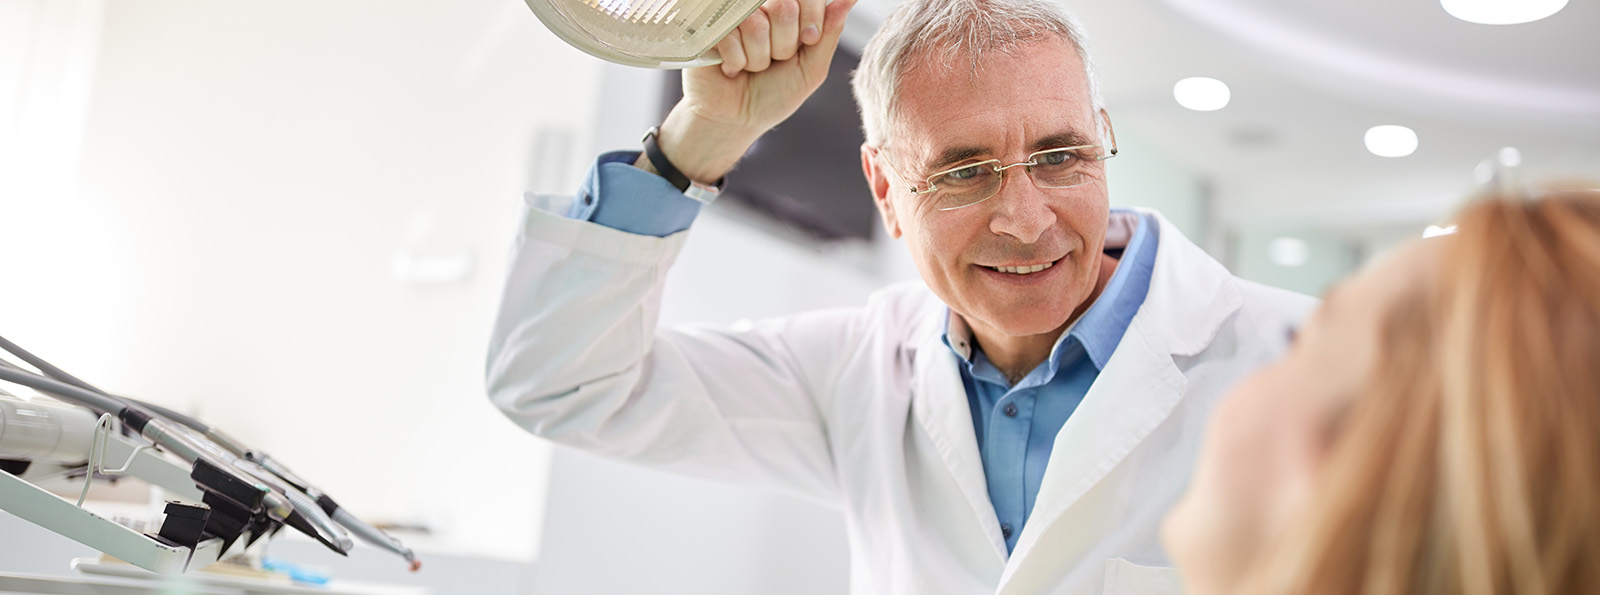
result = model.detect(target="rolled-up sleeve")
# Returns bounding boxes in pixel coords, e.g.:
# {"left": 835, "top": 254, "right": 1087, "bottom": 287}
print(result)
{"left": 566, "top": 150, "right": 704, "bottom": 237}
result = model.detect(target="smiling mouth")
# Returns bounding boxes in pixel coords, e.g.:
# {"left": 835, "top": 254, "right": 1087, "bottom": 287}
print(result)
{"left": 986, "top": 260, "right": 1057, "bottom": 275}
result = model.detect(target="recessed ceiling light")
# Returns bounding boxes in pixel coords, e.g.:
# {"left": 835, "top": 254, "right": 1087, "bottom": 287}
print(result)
{"left": 1441, "top": 0, "right": 1568, "bottom": 25}
{"left": 1365, "top": 125, "right": 1418, "bottom": 158}
{"left": 1474, "top": 160, "right": 1497, "bottom": 184}
{"left": 1497, "top": 146, "right": 1523, "bottom": 167}
{"left": 1173, "top": 77, "right": 1231, "bottom": 111}
{"left": 1423, "top": 224, "right": 1458, "bottom": 238}
{"left": 1268, "top": 237, "right": 1310, "bottom": 268}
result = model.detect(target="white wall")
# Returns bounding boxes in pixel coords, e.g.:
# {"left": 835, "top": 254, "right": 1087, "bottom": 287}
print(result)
{"left": 1106, "top": 122, "right": 1210, "bottom": 245}
{"left": 0, "top": 0, "right": 118, "bottom": 389}
{"left": 1230, "top": 228, "right": 1357, "bottom": 298}
{"left": 2, "top": 0, "right": 606, "bottom": 577}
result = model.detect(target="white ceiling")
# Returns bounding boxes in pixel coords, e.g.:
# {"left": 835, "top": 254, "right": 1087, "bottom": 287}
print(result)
{"left": 851, "top": 0, "right": 1600, "bottom": 231}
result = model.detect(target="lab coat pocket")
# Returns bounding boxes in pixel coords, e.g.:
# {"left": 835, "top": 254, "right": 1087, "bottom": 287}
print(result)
{"left": 1102, "top": 558, "right": 1182, "bottom": 595}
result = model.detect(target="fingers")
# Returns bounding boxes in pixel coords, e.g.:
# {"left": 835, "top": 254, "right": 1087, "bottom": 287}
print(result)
{"left": 797, "top": 0, "right": 825, "bottom": 46}
{"left": 766, "top": 0, "right": 801, "bottom": 62}
{"left": 716, "top": 0, "right": 849, "bottom": 77}
{"left": 799, "top": 0, "right": 859, "bottom": 74}
{"left": 716, "top": 28, "right": 747, "bottom": 77}
{"left": 738, "top": 8, "right": 773, "bottom": 72}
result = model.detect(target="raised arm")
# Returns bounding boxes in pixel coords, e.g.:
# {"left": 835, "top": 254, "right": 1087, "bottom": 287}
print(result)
{"left": 486, "top": 0, "right": 860, "bottom": 501}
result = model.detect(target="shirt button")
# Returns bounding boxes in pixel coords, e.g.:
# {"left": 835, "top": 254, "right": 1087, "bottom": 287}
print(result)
{"left": 1001, "top": 523, "right": 1013, "bottom": 539}
{"left": 582, "top": 192, "right": 594, "bottom": 205}
{"left": 1003, "top": 403, "right": 1018, "bottom": 417}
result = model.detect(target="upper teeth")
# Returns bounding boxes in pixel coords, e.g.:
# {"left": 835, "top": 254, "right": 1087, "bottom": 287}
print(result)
{"left": 993, "top": 262, "right": 1054, "bottom": 275}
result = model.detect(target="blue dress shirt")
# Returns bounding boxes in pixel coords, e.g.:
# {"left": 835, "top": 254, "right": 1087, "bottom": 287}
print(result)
{"left": 567, "top": 151, "right": 703, "bottom": 237}
{"left": 943, "top": 210, "right": 1157, "bottom": 553}
{"left": 568, "top": 154, "right": 1160, "bottom": 555}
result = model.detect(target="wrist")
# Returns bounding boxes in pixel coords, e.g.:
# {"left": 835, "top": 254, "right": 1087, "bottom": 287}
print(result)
{"left": 653, "top": 106, "right": 763, "bottom": 184}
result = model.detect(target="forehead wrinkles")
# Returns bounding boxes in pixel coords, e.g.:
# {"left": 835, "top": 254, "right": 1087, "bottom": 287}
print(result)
{"left": 889, "top": 37, "right": 1075, "bottom": 141}
{"left": 895, "top": 85, "right": 1091, "bottom": 172}
{"left": 886, "top": 36, "right": 1085, "bottom": 138}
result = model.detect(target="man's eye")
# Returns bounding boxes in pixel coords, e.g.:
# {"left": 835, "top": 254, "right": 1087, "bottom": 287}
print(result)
{"left": 1036, "top": 151, "right": 1074, "bottom": 166}
{"left": 945, "top": 165, "right": 983, "bottom": 180}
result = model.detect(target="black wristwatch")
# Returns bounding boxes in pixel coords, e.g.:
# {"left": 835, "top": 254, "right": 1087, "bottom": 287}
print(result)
{"left": 642, "top": 126, "right": 722, "bottom": 204}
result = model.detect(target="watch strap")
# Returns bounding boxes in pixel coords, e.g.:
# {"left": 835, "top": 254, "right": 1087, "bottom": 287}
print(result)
{"left": 641, "top": 126, "right": 692, "bottom": 193}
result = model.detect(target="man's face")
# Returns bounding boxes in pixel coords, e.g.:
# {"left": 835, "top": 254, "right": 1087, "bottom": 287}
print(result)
{"left": 863, "top": 37, "right": 1112, "bottom": 342}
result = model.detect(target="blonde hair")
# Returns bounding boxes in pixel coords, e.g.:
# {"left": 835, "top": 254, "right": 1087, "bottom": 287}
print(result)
{"left": 1246, "top": 187, "right": 1600, "bottom": 594}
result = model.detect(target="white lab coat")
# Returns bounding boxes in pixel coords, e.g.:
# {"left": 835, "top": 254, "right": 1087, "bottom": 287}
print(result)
{"left": 487, "top": 197, "right": 1315, "bottom": 595}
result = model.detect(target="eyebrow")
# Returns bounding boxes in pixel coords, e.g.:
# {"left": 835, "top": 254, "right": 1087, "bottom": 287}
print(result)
{"left": 924, "top": 146, "right": 989, "bottom": 172}
{"left": 922, "top": 130, "right": 1098, "bottom": 172}
{"left": 1031, "top": 131, "right": 1096, "bottom": 152}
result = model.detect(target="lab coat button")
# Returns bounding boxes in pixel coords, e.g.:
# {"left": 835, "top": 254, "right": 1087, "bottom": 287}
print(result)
{"left": 1001, "top": 523, "right": 1013, "bottom": 539}
{"left": 1003, "top": 403, "right": 1018, "bottom": 417}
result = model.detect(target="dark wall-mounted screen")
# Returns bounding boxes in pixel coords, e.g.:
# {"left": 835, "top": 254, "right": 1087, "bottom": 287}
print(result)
{"left": 659, "top": 46, "right": 875, "bottom": 242}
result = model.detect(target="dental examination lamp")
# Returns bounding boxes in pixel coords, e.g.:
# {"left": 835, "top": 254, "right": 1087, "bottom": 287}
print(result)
{"left": 0, "top": 334, "right": 421, "bottom": 574}
{"left": 524, "top": 0, "right": 764, "bottom": 68}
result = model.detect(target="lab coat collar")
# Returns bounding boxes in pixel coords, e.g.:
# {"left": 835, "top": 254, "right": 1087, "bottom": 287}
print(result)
{"left": 912, "top": 318, "right": 1012, "bottom": 564}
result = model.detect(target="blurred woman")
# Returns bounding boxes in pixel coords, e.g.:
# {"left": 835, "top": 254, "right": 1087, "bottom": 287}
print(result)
{"left": 1163, "top": 187, "right": 1600, "bottom": 595}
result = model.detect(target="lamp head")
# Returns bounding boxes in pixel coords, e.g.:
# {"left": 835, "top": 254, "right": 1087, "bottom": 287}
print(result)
{"left": 525, "top": 0, "right": 762, "bottom": 68}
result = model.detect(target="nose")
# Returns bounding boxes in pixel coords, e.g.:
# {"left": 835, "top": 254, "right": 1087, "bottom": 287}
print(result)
{"left": 987, "top": 168, "right": 1056, "bottom": 243}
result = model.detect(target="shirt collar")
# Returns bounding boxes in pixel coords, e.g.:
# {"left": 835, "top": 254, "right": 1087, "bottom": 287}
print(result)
{"left": 1072, "top": 210, "right": 1158, "bottom": 369}
{"left": 940, "top": 209, "right": 1159, "bottom": 375}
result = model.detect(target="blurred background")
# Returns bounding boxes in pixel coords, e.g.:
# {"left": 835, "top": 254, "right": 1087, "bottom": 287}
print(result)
{"left": 1, "top": 0, "right": 1595, "bottom": 592}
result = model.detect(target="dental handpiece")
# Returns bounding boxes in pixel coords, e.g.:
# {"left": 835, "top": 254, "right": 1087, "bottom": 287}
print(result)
{"left": 248, "top": 451, "right": 421, "bottom": 571}
{"left": 132, "top": 405, "right": 416, "bottom": 569}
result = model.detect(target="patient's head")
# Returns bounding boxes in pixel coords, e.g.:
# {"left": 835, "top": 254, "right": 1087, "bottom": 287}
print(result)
{"left": 1164, "top": 187, "right": 1600, "bottom": 595}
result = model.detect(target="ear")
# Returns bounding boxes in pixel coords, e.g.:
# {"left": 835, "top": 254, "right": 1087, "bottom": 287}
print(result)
{"left": 861, "top": 143, "right": 903, "bottom": 239}
{"left": 1098, "top": 108, "right": 1117, "bottom": 155}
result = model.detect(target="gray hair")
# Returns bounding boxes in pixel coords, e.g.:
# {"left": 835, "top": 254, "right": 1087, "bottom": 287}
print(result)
{"left": 850, "top": 0, "right": 1105, "bottom": 148}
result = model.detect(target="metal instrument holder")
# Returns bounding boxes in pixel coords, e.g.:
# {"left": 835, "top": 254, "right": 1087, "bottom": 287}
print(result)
{"left": 0, "top": 420, "right": 239, "bottom": 574}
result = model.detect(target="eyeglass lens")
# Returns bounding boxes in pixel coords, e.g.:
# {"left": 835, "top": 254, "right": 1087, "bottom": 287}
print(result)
{"left": 928, "top": 146, "right": 1103, "bottom": 210}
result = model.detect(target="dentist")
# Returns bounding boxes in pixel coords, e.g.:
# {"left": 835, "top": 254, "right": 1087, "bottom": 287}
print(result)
{"left": 488, "top": 0, "right": 1314, "bottom": 592}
